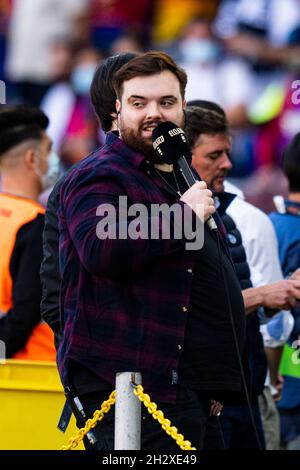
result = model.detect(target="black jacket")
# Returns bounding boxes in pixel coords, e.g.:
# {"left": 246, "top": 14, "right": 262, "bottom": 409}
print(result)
{"left": 40, "top": 173, "right": 70, "bottom": 346}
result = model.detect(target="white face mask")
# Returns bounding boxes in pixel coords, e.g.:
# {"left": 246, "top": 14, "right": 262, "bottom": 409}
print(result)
{"left": 179, "top": 38, "right": 221, "bottom": 64}
{"left": 35, "top": 150, "right": 61, "bottom": 191}
{"left": 71, "top": 63, "right": 97, "bottom": 95}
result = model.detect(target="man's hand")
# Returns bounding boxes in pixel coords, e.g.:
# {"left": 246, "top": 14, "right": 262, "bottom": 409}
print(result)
{"left": 243, "top": 279, "right": 300, "bottom": 315}
{"left": 289, "top": 268, "right": 300, "bottom": 281}
{"left": 271, "top": 375, "right": 284, "bottom": 402}
{"left": 210, "top": 400, "right": 223, "bottom": 417}
{"left": 180, "top": 181, "right": 215, "bottom": 222}
{"left": 262, "top": 279, "right": 300, "bottom": 310}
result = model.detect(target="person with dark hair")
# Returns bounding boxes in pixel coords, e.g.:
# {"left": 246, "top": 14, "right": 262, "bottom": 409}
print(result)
{"left": 90, "top": 52, "right": 137, "bottom": 132}
{"left": 270, "top": 132, "right": 300, "bottom": 450}
{"left": 187, "top": 99, "right": 226, "bottom": 116}
{"left": 282, "top": 133, "right": 300, "bottom": 195}
{"left": 113, "top": 51, "right": 187, "bottom": 100}
{"left": 40, "top": 52, "right": 138, "bottom": 343}
{"left": 0, "top": 105, "right": 58, "bottom": 360}
{"left": 56, "top": 51, "right": 247, "bottom": 450}
{"left": 185, "top": 103, "right": 300, "bottom": 450}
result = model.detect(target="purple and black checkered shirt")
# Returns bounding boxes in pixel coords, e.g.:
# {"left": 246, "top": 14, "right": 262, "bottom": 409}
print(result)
{"left": 57, "top": 132, "right": 228, "bottom": 403}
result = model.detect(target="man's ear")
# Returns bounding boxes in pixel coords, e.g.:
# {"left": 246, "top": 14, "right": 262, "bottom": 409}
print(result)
{"left": 24, "top": 147, "right": 36, "bottom": 170}
{"left": 116, "top": 99, "right": 121, "bottom": 115}
{"left": 182, "top": 100, "right": 187, "bottom": 127}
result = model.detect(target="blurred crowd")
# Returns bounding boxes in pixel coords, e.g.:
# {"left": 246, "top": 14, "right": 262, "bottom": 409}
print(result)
{"left": 0, "top": 0, "right": 300, "bottom": 209}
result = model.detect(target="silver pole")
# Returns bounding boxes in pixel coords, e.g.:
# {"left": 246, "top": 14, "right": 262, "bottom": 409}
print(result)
{"left": 114, "top": 372, "right": 142, "bottom": 450}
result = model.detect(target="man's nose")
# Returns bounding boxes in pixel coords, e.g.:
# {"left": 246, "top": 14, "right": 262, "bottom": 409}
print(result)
{"left": 146, "top": 102, "right": 163, "bottom": 120}
{"left": 220, "top": 153, "right": 232, "bottom": 171}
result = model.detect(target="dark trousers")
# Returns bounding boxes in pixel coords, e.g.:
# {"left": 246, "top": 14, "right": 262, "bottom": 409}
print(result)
{"left": 220, "top": 399, "right": 266, "bottom": 450}
{"left": 79, "top": 387, "right": 225, "bottom": 451}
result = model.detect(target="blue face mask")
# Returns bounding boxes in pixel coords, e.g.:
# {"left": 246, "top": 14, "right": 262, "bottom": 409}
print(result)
{"left": 71, "top": 64, "right": 97, "bottom": 95}
{"left": 180, "top": 38, "right": 221, "bottom": 64}
{"left": 34, "top": 150, "right": 60, "bottom": 191}
{"left": 42, "top": 150, "right": 60, "bottom": 189}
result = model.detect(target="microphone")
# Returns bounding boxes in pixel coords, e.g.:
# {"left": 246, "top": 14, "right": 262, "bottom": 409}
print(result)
{"left": 152, "top": 121, "right": 217, "bottom": 231}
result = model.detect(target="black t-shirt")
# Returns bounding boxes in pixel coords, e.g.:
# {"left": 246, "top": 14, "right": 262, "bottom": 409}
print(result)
{"left": 152, "top": 167, "right": 246, "bottom": 392}
{"left": 179, "top": 223, "right": 246, "bottom": 392}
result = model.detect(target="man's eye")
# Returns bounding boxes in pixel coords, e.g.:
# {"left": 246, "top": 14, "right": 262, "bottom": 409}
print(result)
{"left": 133, "top": 102, "right": 144, "bottom": 107}
{"left": 161, "top": 100, "right": 173, "bottom": 106}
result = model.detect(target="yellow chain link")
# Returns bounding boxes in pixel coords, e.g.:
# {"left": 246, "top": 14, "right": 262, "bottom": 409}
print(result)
{"left": 61, "top": 390, "right": 116, "bottom": 450}
{"left": 133, "top": 384, "right": 197, "bottom": 450}
{"left": 61, "top": 385, "right": 197, "bottom": 451}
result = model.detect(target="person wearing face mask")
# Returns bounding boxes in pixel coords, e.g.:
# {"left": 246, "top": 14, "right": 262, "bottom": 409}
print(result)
{"left": 42, "top": 46, "right": 102, "bottom": 169}
{"left": 179, "top": 18, "right": 253, "bottom": 129}
{"left": 0, "top": 105, "right": 58, "bottom": 361}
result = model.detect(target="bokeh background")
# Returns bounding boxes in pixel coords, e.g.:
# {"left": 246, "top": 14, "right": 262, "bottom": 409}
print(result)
{"left": 1, "top": 0, "right": 300, "bottom": 211}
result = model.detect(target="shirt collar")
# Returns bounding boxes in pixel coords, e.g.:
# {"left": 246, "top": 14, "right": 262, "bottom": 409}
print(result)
{"left": 214, "top": 191, "right": 237, "bottom": 216}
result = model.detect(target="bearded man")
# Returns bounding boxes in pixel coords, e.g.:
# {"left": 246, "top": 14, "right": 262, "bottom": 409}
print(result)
{"left": 57, "top": 52, "right": 246, "bottom": 450}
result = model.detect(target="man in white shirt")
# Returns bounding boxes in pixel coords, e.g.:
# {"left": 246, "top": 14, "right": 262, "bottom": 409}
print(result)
{"left": 185, "top": 101, "right": 300, "bottom": 449}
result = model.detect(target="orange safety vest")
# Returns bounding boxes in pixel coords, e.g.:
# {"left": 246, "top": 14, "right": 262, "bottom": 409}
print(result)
{"left": 0, "top": 193, "right": 56, "bottom": 361}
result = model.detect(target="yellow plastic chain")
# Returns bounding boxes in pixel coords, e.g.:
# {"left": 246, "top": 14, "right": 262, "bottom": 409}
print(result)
{"left": 61, "top": 384, "right": 196, "bottom": 450}
{"left": 133, "top": 384, "right": 197, "bottom": 450}
{"left": 61, "top": 390, "right": 116, "bottom": 450}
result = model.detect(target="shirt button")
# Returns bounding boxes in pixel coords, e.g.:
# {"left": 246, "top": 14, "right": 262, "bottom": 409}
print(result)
{"left": 146, "top": 170, "right": 151, "bottom": 175}
{"left": 146, "top": 160, "right": 150, "bottom": 165}
{"left": 178, "top": 345, "right": 182, "bottom": 350}
{"left": 182, "top": 306, "right": 188, "bottom": 312}
{"left": 187, "top": 268, "right": 193, "bottom": 274}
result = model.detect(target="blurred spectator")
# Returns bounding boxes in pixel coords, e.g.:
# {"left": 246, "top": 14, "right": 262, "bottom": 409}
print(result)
{"left": 5, "top": 0, "right": 89, "bottom": 105}
{"left": 232, "top": 165, "right": 289, "bottom": 213}
{"left": 179, "top": 17, "right": 253, "bottom": 129}
{"left": 0, "top": 0, "right": 11, "bottom": 81}
{"left": 211, "top": 0, "right": 300, "bottom": 185}
{"left": 244, "top": 27, "right": 300, "bottom": 171}
{"left": 214, "top": 0, "right": 300, "bottom": 70}
{"left": 42, "top": 46, "right": 102, "bottom": 169}
{"left": 237, "top": 27, "right": 300, "bottom": 206}
{"left": 0, "top": 105, "right": 58, "bottom": 360}
{"left": 179, "top": 17, "right": 257, "bottom": 178}
{"left": 269, "top": 133, "right": 300, "bottom": 450}
{"left": 89, "top": 0, "right": 152, "bottom": 54}
{"left": 110, "top": 32, "right": 145, "bottom": 55}
{"left": 152, "top": 0, "right": 219, "bottom": 46}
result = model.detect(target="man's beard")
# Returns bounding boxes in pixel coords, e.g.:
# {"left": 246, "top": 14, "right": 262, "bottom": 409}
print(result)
{"left": 120, "top": 116, "right": 185, "bottom": 164}
{"left": 120, "top": 126, "right": 159, "bottom": 162}
{"left": 210, "top": 171, "right": 228, "bottom": 194}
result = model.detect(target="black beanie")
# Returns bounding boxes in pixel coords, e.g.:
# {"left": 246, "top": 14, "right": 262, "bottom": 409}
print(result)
{"left": 0, "top": 105, "right": 49, "bottom": 156}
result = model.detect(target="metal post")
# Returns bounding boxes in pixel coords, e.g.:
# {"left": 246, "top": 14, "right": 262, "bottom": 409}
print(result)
{"left": 114, "top": 372, "right": 142, "bottom": 450}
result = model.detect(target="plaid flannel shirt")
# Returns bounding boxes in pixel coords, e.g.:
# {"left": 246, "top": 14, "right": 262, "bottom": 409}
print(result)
{"left": 57, "top": 132, "right": 228, "bottom": 403}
